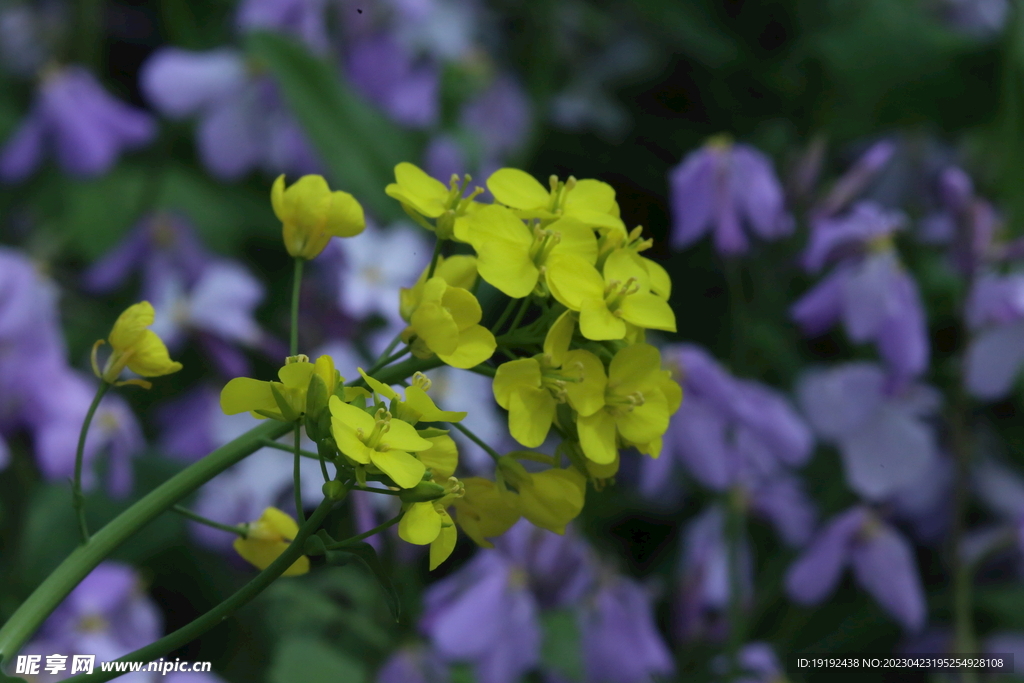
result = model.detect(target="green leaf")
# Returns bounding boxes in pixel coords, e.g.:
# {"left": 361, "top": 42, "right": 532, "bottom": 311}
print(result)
{"left": 540, "top": 609, "right": 584, "bottom": 681}
{"left": 268, "top": 637, "right": 367, "bottom": 683}
{"left": 17, "top": 485, "right": 78, "bottom": 582}
{"left": 333, "top": 542, "right": 402, "bottom": 622}
{"left": 245, "top": 31, "right": 418, "bottom": 221}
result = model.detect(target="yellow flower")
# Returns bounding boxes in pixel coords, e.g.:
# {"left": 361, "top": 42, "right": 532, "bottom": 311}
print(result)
{"left": 92, "top": 301, "right": 182, "bottom": 387}
{"left": 497, "top": 457, "right": 586, "bottom": 535}
{"left": 454, "top": 204, "right": 598, "bottom": 298}
{"left": 358, "top": 369, "right": 467, "bottom": 424}
{"left": 329, "top": 396, "right": 432, "bottom": 488}
{"left": 233, "top": 507, "right": 309, "bottom": 576}
{"left": 486, "top": 168, "right": 625, "bottom": 232}
{"left": 220, "top": 354, "right": 320, "bottom": 421}
{"left": 399, "top": 500, "right": 459, "bottom": 570}
{"left": 598, "top": 226, "right": 671, "bottom": 300}
{"left": 384, "top": 162, "right": 483, "bottom": 240}
{"left": 399, "top": 255, "right": 478, "bottom": 321}
{"left": 576, "top": 344, "right": 677, "bottom": 465}
{"left": 451, "top": 477, "right": 522, "bottom": 548}
{"left": 271, "top": 174, "right": 365, "bottom": 259}
{"left": 492, "top": 350, "right": 603, "bottom": 447}
{"left": 403, "top": 277, "right": 496, "bottom": 369}
{"left": 619, "top": 371, "right": 683, "bottom": 459}
{"left": 547, "top": 249, "right": 676, "bottom": 341}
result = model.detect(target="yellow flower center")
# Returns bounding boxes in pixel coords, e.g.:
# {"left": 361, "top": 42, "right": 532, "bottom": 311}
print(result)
{"left": 605, "top": 390, "right": 645, "bottom": 416}
{"left": 603, "top": 277, "right": 640, "bottom": 312}
{"left": 357, "top": 408, "right": 393, "bottom": 451}
{"left": 78, "top": 613, "right": 108, "bottom": 634}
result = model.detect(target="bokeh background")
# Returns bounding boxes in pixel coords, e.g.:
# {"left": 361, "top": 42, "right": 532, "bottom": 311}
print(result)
{"left": 2, "top": 0, "right": 1024, "bottom": 682}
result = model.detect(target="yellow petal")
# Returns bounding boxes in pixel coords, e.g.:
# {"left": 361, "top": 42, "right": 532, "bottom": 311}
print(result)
{"left": 465, "top": 205, "right": 537, "bottom": 298}
{"left": 399, "top": 501, "right": 442, "bottom": 545}
{"left": 618, "top": 293, "right": 677, "bottom": 332}
{"left": 562, "top": 350, "right": 607, "bottom": 417}
{"left": 546, "top": 256, "right": 606, "bottom": 311}
{"left": 603, "top": 249, "right": 650, "bottom": 291}
{"left": 547, "top": 217, "right": 599, "bottom": 265}
{"left": 411, "top": 302, "right": 460, "bottom": 356}
{"left": 487, "top": 168, "right": 551, "bottom": 209}
{"left": 429, "top": 514, "right": 458, "bottom": 570}
{"left": 358, "top": 368, "right": 400, "bottom": 400}
{"left": 270, "top": 174, "right": 287, "bottom": 222}
{"left": 233, "top": 537, "right": 309, "bottom": 575}
{"left": 278, "top": 360, "right": 316, "bottom": 389}
{"left": 126, "top": 330, "right": 183, "bottom": 377}
{"left": 372, "top": 449, "right": 427, "bottom": 489}
{"left": 382, "top": 418, "right": 433, "bottom": 452}
{"left": 508, "top": 387, "right": 556, "bottom": 448}
{"left": 543, "top": 310, "right": 575, "bottom": 367}
{"left": 325, "top": 190, "right": 366, "bottom": 238}
{"left": 616, "top": 391, "right": 669, "bottom": 445}
{"left": 329, "top": 395, "right": 376, "bottom": 433}
{"left": 386, "top": 162, "right": 449, "bottom": 217}
{"left": 221, "top": 377, "right": 278, "bottom": 416}
{"left": 518, "top": 468, "right": 586, "bottom": 535}
{"left": 419, "top": 434, "right": 459, "bottom": 479}
{"left": 642, "top": 256, "right": 672, "bottom": 299}
{"left": 577, "top": 410, "right": 618, "bottom": 464}
{"left": 578, "top": 298, "right": 626, "bottom": 340}
{"left": 109, "top": 301, "right": 155, "bottom": 350}
{"left": 405, "top": 385, "right": 466, "bottom": 422}
{"left": 608, "top": 343, "right": 663, "bottom": 395}
{"left": 452, "top": 478, "right": 521, "bottom": 547}
{"left": 493, "top": 358, "right": 543, "bottom": 409}
{"left": 441, "top": 286, "right": 484, "bottom": 330}
{"left": 435, "top": 255, "right": 478, "bottom": 290}
{"left": 437, "top": 325, "right": 496, "bottom": 369}
{"left": 565, "top": 178, "right": 617, "bottom": 214}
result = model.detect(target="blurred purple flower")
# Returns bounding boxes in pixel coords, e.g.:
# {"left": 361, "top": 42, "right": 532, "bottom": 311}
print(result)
{"left": 460, "top": 76, "right": 531, "bottom": 159}
{"left": 236, "top": 0, "right": 330, "bottom": 52}
{"left": 421, "top": 550, "right": 541, "bottom": 683}
{"left": 377, "top": 644, "right": 451, "bottom": 683}
{"left": 140, "top": 47, "right": 319, "bottom": 179}
{"left": 579, "top": 577, "right": 674, "bottom": 683}
{"left": 347, "top": 34, "right": 439, "bottom": 129}
{"left": 20, "top": 562, "right": 161, "bottom": 678}
{"left": 887, "top": 454, "right": 954, "bottom": 544}
{"left": 0, "top": 66, "right": 155, "bottom": 181}
{"left": 0, "top": 1, "right": 65, "bottom": 77}
{"left": 792, "top": 204, "right": 929, "bottom": 381}
{"left": 669, "top": 140, "right": 793, "bottom": 256}
{"left": 29, "top": 371, "right": 145, "bottom": 497}
{"left": 493, "top": 519, "right": 595, "bottom": 609}
{"left": 676, "top": 506, "right": 751, "bottom": 642}
{"left": 919, "top": 167, "right": 1000, "bottom": 275}
{"left": 964, "top": 273, "right": 1024, "bottom": 400}
{"left": 938, "top": 0, "right": 1008, "bottom": 37}
{"left": 712, "top": 642, "right": 786, "bottom": 683}
{"left": 786, "top": 506, "right": 926, "bottom": 631}
{"left": 797, "top": 363, "right": 939, "bottom": 500}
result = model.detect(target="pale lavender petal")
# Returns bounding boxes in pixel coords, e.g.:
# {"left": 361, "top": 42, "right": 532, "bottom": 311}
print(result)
{"left": 796, "top": 363, "right": 885, "bottom": 441}
{"left": 965, "top": 320, "right": 1024, "bottom": 400}
{"left": 750, "top": 474, "right": 816, "bottom": 547}
{"left": 460, "top": 76, "right": 531, "bottom": 157}
{"left": 731, "top": 145, "right": 789, "bottom": 239}
{"left": 875, "top": 268, "right": 929, "bottom": 380}
{"left": 841, "top": 251, "right": 897, "bottom": 342}
{"left": 473, "top": 588, "right": 540, "bottom": 683}
{"left": 0, "top": 434, "right": 8, "bottom": 471}
{"left": 973, "top": 458, "right": 1024, "bottom": 520}
{"left": 732, "top": 381, "right": 813, "bottom": 467}
{"left": 197, "top": 92, "right": 263, "bottom": 180}
{"left": 790, "top": 266, "right": 848, "bottom": 336}
{"left": 803, "top": 202, "right": 905, "bottom": 272}
{"left": 852, "top": 523, "right": 926, "bottom": 631}
{"left": 816, "top": 141, "right": 896, "bottom": 217}
{"left": 966, "top": 274, "right": 1024, "bottom": 329}
{"left": 377, "top": 646, "right": 450, "bottom": 683}
{"left": 140, "top": 47, "right": 246, "bottom": 118}
{"left": 837, "top": 402, "right": 937, "bottom": 500}
{"left": 429, "top": 556, "right": 516, "bottom": 658}
{"left": 713, "top": 169, "right": 748, "bottom": 255}
{"left": 669, "top": 148, "right": 715, "bottom": 249}
{"left": 347, "top": 35, "right": 439, "bottom": 129}
{"left": 187, "top": 261, "right": 264, "bottom": 345}
{"left": 785, "top": 506, "right": 867, "bottom": 605}
{"left": 236, "top": 0, "right": 330, "bottom": 52}
{"left": 0, "top": 112, "right": 46, "bottom": 182}
{"left": 669, "top": 397, "right": 733, "bottom": 491}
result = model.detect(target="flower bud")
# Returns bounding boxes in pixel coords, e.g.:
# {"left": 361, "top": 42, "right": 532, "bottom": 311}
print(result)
{"left": 322, "top": 481, "right": 348, "bottom": 501}
{"left": 398, "top": 481, "right": 448, "bottom": 503}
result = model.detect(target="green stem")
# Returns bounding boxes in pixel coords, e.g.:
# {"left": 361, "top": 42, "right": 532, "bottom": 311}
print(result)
{"left": 290, "top": 257, "right": 304, "bottom": 356}
{"left": 353, "top": 486, "right": 402, "bottom": 497}
{"left": 466, "top": 364, "right": 496, "bottom": 378}
{"left": 326, "top": 512, "right": 402, "bottom": 549}
{"left": 62, "top": 498, "right": 335, "bottom": 683}
{"left": 449, "top": 421, "right": 501, "bottom": 461}
{"left": 491, "top": 297, "right": 518, "bottom": 333}
{"left": 426, "top": 238, "right": 444, "bottom": 279}
{"left": 260, "top": 438, "right": 325, "bottom": 461}
{"left": 0, "top": 419, "right": 292, "bottom": 664}
{"left": 293, "top": 424, "right": 304, "bottom": 524}
{"left": 73, "top": 382, "right": 111, "bottom": 543}
{"left": 724, "top": 261, "right": 746, "bottom": 373}
{"left": 724, "top": 487, "right": 747, "bottom": 679}
{"left": 171, "top": 505, "right": 247, "bottom": 538}
{"left": 371, "top": 332, "right": 404, "bottom": 369}
{"left": 508, "top": 297, "right": 531, "bottom": 333}
{"left": 366, "top": 347, "right": 411, "bottom": 376}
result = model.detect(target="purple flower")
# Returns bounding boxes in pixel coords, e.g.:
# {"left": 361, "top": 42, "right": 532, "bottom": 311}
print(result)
{"left": 140, "top": 48, "right": 319, "bottom": 179}
{"left": 887, "top": 454, "right": 954, "bottom": 544}
{"left": 579, "top": 577, "right": 674, "bottom": 683}
{"left": 20, "top": 562, "right": 162, "bottom": 677}
{"left": 493, "top": 519, "right": 595, "bottom": 609}
{"left": 938, "top": 0, "right": 1009, "bottom": 37}
{"left": 377, "top": 645, "right": 451, "bottom": 683}
{"left": 460, "top": 76, "right": 531, "bottom": 159}
{"left": 963, "top": 273, "right": 1024, "bottom": 400}
{"left": 347, "top": 34, "right": 440, "bottom": 129}
{"left": 792, "top": 204, "right": 929, "bottom": 381}
{"left": 919, "top": 167, "right": 1000, "bottom": 275}
{"left": 786, "top": 506, "right": 926, "bottom": 631}
{"left": 421, "top": 551, "right": 541, "bottom": 683}
{"left": 29, "top": 372, "right": 145, "bottom": 497}
{"left": 0, "top": 66, "right": 154, "bottom": 181}
{"left": 676, "top": 506, "right": 751, "bottom": 642}
{"left": 797, "top": 363, "right": 939, "bottom": 500}
{"left": 235, "top": 0, "right": 330, "bottom": 52}
{"left": 669, "top": 140, "right": 792, "bottom": 256}
{"left": 712, "top": 642, "right": 786, "bottom": 683}
{"left": 82, "top": 213, "right": 212, "bottom": 296}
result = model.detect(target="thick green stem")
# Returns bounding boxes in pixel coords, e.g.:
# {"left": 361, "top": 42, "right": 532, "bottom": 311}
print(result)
{"left": 0, "top": 419, "right": 291, "bottom": 664}
{"left": 73, "top": 382, "right": 111, "bottom": 543}
{"left": 293, "top": 424, "right": 304, "bottom": 524}
{"left": 290, "top": 257, "right": 304, "bottom": 356}
{"left": 61, "top": 498, "right": 335, "bottom": 683}
{"left": 171, "top": 505, "right": 247, "bottom": 538}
